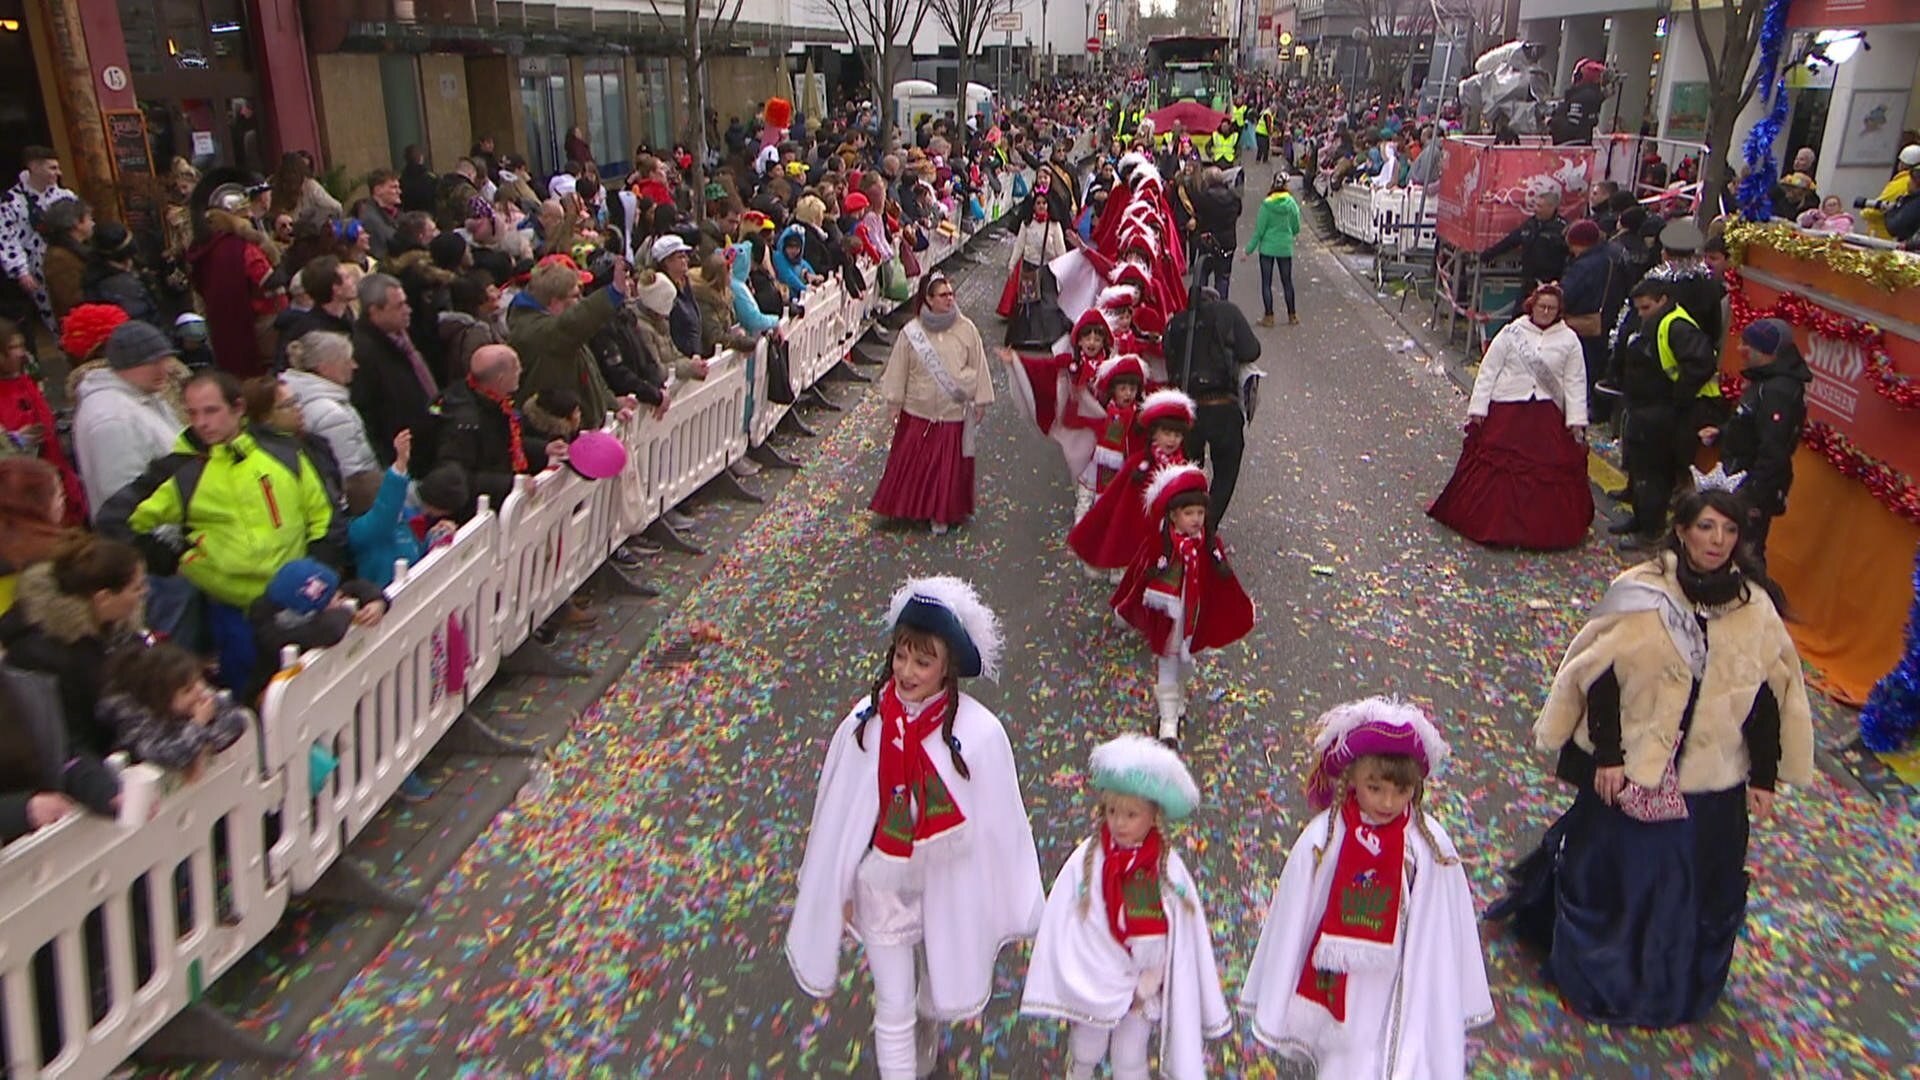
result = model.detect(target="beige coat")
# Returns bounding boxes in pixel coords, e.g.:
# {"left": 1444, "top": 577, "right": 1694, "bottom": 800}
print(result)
{"left": 1534, "top": 553, "right": 1814, "bottom": 794}
{"left": 881, "top": 314, "right": 994, "bottom": 423}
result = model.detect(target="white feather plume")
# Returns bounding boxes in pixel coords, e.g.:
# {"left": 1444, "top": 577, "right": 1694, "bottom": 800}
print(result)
{"left": 1311, "top": 697, "right": 1451, "bottom": 779}
{"left": 1138, "top": 388, "right": 1196, "bottom": 423}
{"left": 885, "top": 575, "right": 1005, "bottom": 681}
{"left": 1140, "top": 462, "right": 1206, "bottom": 513}
{"left": 1095, "top": 353, "right": 1146, "bottom": 387}
{"left": 1097, "top": 284, "right": 1140, "bottom": 310}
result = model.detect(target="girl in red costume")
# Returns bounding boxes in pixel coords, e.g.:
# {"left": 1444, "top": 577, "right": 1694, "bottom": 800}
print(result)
{"left": 1060, "top": 354, "right": 1148, "bottom": 532}
{"left": 1112, "top": 464, "right": 1254, "bottom": 748}
{"left": 1069, "top": 389, "right": 1193, "bottom": 579}
{"left": 1002, "top": 308, "right": 1114, "bottom": 511}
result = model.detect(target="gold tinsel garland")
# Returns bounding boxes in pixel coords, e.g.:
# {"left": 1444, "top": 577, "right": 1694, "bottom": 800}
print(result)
{"left": 1724, "top": 220, "right": 1920, "bottom": 292}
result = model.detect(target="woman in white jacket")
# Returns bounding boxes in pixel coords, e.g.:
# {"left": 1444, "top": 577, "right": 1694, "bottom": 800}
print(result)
{"left": 282, "top": 331, "right": 381, "bottom": 511}
{"left": 1428, "top": 283, "right": 1595, "bottom": 550}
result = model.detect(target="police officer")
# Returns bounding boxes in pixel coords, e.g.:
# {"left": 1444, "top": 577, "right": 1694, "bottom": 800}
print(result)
{"left": 1610, "top": 276, "right": 1727, "bottom": 548}
{"left": 1165, "top": 282, "right": 1262, "bottom": 531}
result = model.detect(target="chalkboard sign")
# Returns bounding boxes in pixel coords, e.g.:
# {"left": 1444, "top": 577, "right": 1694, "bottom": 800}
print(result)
{"left": 103, "top": 110, "right": 159, "bottom": 237}
{"left": 105, "top": 110, "right": 155, "bottom": 180}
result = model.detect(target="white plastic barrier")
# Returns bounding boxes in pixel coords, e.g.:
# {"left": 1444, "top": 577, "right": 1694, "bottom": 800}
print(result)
{"left": 0, "top": 730, "right": 282, "bottom": 1080}
{"left": 0, "top": 149, "right": 1040, "bottom": 1078}
{"left": 261, "top": 510, "right": 497, "bottom": 893}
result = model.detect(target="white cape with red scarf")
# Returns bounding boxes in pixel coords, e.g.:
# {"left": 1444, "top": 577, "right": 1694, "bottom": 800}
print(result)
{"left": 1238, "top": 808, "right": 1492, "bottom": 1079}
{"left": 786, "top": 693, "right": 1045, "bottom": 1020}
{"left": 1020, "top": 838, "right": 1230, "bottom": 1080}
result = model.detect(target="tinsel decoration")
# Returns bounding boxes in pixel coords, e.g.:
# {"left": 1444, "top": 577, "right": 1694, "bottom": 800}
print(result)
{"left": 1734, "top": 0, "right": 1794, "bottom": 223}
{"left": 1800, "top": 421, "right": 1920, "bottom": 526}
{"left": 1725, "top": 267, "right": 1920, "bottom": 410}
{"left": 1725, "top": 219, "right": 1920, "bottom": 293}
{"left": 1859, "top": 544, "right": 1920, "bottom": 753}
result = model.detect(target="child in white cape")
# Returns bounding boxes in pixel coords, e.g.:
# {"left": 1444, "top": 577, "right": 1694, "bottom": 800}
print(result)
{"left": 785, "top": 576, "right": 1044, "bottom": 1080}
{"left": 1240, "top": 698, "right": 1493, "bottom": 1078}
{"left": 1021, "top": 735, "right": 1230, "bottom": 1079}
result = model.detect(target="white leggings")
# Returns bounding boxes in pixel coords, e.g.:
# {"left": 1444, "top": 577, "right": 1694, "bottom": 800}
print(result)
{"left": 1068, "top": 1013, "right": 1153, "bottom": 1080}
{"left": 1156, "top": 654, "right": 1191, "bottom": 690}
{"left": 865, "top": 940, "right": 935, "bottom": 1080}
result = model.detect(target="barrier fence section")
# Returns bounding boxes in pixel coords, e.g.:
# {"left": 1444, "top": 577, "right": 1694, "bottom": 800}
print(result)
{"left": 0, "top": 153, "right": 1054, "bottom": 1078}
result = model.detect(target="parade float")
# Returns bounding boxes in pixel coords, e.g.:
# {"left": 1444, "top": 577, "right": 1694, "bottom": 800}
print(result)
{"left": 1721, "top": 222, "right": 1920, "bottom": 718}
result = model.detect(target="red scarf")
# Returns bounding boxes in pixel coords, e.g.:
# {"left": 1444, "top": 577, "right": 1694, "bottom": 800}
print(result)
{"left": 870, "top": 681, "right": 967, "bottom": 861}
{"left": 469, "top": 375, "right": 529, "bottom": 473}
{"left": 1294, "top": 796, "right": 1408, "bottom": 1021}
{"left": 1100, "top": 823, "right": 1169, "bottom": 944}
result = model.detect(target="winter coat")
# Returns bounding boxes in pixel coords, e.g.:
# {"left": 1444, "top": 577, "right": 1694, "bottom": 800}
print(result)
{"left": 1535, "top": 552, "right": 1813, "bottom": 795}
{"left": 349, "top": 316, "right": 437, "bottom": 467}
{"left": 186, "top": 209, "right": 279, "bottom": 379}
{"left": 400, "top": 163, "right": 438, "bottom": 214}
{"left": 636, "top": 314, "right": 704, "bottom": 384}
{"left": 120, "top": 427, "right": 341, "bottom": 608}
{"left": 1468, "top": 315, "right": 1589, "bottom": 427}
{"left": 1559, "top": 243, "right": 1627, "bottom": 337}
{"left": 589, "top": 310, "right": 668, "bottom": 405}
{"left": 728, "top": 242, "right": 781, "bottom": 335}
{"left": 0, "top": 175, "right": 75, "bottom": 283}
{"left": 70, "top": 366, "right": 184, "bottom": 513}
{"left": 100, "top": 690, "right": 248, "bottom": 774}
{"left": 0, "top": 371, "right": 86, "bottom": 522}
{"left": 1244, "top": 191, "right": 1301, "bottom": 258}
{"left": 670, "top": 281, "right": 704, "bottom": 359}
{"left": 1720, "top": 342, "right": 1812, "bottom": 517}
{"left": 0, "top": 665, "right": 118, "bottom": 843}
{"left": 436, "top": 310, "right": 502, "bottom": 384}
{"left": 1192, "top": 182, "right": 1242, "bottom": 251}
{"left": 283, "top": 369, "right": 380, "bottom": 482}
{"left": 83, "top": 265, "right": 162, "bottom": 328}
{"left": 42, "top": 242, "right": 85, "bottom": 319}
{"left": 357, "top": 201, "right": 400, "bottom": 259}
{"left": 435, "top": 175, "right": 480, "bottom": 233}
{"left": 881, "top": 313, "right": 994, "bottom": 422}
{"left": 0, "top": 562, "right": 149, "bottom": 756}
{"left": 506, "top": 288, "right": 623, "bottom": 429}
{"left": 275, "top": 305, "right": 356, "bottom": 368}
{"left": 431, "top": 378, "right": 551, "bottom": 517}
{"left": 1612, "top": 300, "right": 1719, "bottom": 408}
{"left": 245, "top": 576, "right": 384, "bottom": 697}
{"left": 772, "top": 225, "right": 815, "bottom": 297}
{"left": 347, "top": 467, "right": 432, "bottom": 589}
{"left": 1484, "top": 212, "right": 1570, "bottom": 289}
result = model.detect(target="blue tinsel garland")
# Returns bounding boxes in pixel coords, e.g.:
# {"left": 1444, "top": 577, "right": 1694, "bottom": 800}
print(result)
{"left": 1734, "top": 0, "right": 1794, "bottom": 222}
{"left": 1860, "top": 544, "right": 1920, "bottom": 753}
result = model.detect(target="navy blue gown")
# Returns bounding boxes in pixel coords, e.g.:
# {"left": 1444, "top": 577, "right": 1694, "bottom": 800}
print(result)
{"left": 1491, "top": 665, "right": 1781, "bottom": 1028}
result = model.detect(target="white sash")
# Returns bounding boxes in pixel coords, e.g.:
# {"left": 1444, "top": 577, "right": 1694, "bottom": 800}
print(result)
{"left": 904, "top": 320, "right": 977, "bottom": 458}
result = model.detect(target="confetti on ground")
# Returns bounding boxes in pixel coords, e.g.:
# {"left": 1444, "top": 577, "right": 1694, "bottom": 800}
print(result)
{"left": 150, "top": 191, "right": 1920, "bottom": 1080}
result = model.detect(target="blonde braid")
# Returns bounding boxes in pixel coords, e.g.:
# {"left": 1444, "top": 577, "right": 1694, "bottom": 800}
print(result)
{"left": 1409, "top": 786, "right": 1461, "bottom": 867}
{"left": 1078, "top": 799, "right": 1103, "bottom": 918}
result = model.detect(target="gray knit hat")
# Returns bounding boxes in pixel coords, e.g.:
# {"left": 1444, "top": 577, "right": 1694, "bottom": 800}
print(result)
{"left": 105, "top": 321, "right": 177, "bottom": 370}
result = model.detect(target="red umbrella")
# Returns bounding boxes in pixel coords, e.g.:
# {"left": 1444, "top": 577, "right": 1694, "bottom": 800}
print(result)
{"left": 1146, "top": 101, "right": 1227, "bottom": 134}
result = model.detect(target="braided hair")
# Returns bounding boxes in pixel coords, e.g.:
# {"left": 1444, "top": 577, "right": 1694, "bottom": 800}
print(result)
{"left": 1078, "top": 794, "right": 1197, "bottom": 918}
{"left": 851, "top": 625, "right": 971, "bottom": 781}
{"left": 1316, "top": 757, "right": 1460, "bottom": 872}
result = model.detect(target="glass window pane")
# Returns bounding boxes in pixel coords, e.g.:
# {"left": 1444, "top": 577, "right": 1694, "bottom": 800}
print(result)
{"left": 584, "top": 74, "right": 607, "bottom": 167}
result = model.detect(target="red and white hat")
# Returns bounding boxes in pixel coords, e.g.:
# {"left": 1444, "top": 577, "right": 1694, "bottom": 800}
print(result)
{"left": 1143, "top": 462, "right": 1208, "bottom": 518}
{"left": 1097, "top": 284, "right": 1140, "bottom": 312}
{"left": 1113, "top": 262, "right": 1153, "bottom": 293}
{"left": 1071, "top": 307, "right": 1114, "bottom": 345}
{"left": 1136, "top": 388, "right": 1196, "bottom": 431}
{"left": 1094, "top": 354, "right": 1149, "bottom": 394}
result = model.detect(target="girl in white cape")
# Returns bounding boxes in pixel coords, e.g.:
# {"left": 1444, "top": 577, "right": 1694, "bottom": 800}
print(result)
{"left": 785, "top": 576, "right": 1044, "bottom": 1080}
{"left": 1021, "top": 735, "right": 1230, "bottom": 1080}
{"left": 1240, "top": 698, "right": 1493, "bottom": 1078}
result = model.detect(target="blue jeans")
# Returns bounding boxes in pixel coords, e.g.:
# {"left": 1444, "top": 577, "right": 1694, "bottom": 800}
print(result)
{"left": 1258, "top": 255, "right": 1296, "bottom": 317}
{"left": 1201, "top": 253, "right": 1233, "bottom": 300}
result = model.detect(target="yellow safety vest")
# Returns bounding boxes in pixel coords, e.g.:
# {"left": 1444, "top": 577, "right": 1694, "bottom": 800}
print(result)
{"left": 1211, "top": 132, "right": 1238, "bottom": 164}
{"left": 1255, "top": 112, "right": 1271, "bottom": 136}
{"left": 1657, "top": 307, "right": 1722, "bottom": 398}
{"left": 1232, "top": 104, "right": 1248, "bottom": 127}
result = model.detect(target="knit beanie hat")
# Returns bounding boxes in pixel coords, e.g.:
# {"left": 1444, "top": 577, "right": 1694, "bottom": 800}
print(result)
{"left": 1741, "top": 318, "right": 1791, "bottom": 356}
{"left": 105, "top": 321, "right": 177, "bottom": 371}
{"left": 430, "top": 232, "right": 470, "bottom": 271}
{"left": 1566, "top": 219, "right": 1603, "bottom": 247}
{"left": 415, "top": 464, "right": 471, "bottom": 516}
{"left": 265, "top": 558, "right": 340, "bottom": 617}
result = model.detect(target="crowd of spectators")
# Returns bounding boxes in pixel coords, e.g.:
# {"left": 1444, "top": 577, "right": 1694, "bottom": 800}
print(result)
{"left": 0, "top": 85, "right": 1098, "bottom": 852}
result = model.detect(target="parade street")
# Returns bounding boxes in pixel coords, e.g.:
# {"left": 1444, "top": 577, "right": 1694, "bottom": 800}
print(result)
{"left": 157, "top": 163, "right": 1918, "bottom": 1080}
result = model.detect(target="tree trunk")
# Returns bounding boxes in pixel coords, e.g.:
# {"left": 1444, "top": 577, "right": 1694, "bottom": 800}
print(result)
{"left": 1698, "top": 92, "right": 1739, "bottom": 228}
{"left": 956, "top": 49, "right": 973, "bottom": 132}
{"left": 875, "top": 46, "right": 898, "bottom": 150}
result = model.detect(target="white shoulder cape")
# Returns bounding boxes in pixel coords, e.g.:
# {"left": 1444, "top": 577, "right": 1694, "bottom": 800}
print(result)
{"left": 1238, "top": 809, "right": 1493, "bottom": 1079}
{"left": 1020, "top": 838, "right": 1231, "bottom": 1080}
{"left": 785, "top": 693, "right": 1045, "bottom": 1021}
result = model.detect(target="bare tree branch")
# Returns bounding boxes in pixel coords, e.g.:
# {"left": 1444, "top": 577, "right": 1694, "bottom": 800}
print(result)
{"left": 1688, "top": 0, "right": 1719, "bottom": 90}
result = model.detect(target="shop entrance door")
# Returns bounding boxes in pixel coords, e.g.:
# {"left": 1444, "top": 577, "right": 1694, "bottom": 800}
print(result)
{"left": 519, "top": 60, "right": 573, "bottom": 182}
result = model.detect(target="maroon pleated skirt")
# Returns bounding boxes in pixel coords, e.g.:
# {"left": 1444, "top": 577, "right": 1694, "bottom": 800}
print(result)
{"left": 870, "top": 412, "right": 975, "bottom": 526}
{"left": 1428, "top": 399, "right": 1594, "bottom": 550}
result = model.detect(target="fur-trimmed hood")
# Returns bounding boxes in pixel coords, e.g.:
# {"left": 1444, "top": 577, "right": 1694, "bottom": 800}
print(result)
{"left": 1534, "top": 553, "right": 1814, "bottom": 793}
{"left": 201, "top": 207, "right": 267, "bottom": 247}
{"left": 387, "top": 248, "right": 457, "bottom": 287}
{"left": 2, "top": 562, "right": 143, "bottom": 645}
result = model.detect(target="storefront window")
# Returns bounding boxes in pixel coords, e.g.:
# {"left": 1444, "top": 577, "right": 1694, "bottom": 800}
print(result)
{"left": 639, "top": 57, "right": 672, "bottom": 153}
{"left": 584, "top": 62, "right": 628, "bottom": 173}
{"left": 119, "top": 0, "right": 252, "bottom": 76}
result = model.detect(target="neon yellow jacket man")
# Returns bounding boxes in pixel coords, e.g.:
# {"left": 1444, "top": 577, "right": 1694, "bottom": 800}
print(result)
{"left": 126, "top": 428, "right": 340, "bottom": 608}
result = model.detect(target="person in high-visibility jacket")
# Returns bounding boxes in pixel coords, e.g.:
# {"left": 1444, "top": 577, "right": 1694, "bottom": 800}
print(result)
{"left": 1862, "top": 144, "right": 1920, "bottom": 239}
{"left": 1610, "top": 276, "right": 1727, "bottom": 548}
{"left": 1254, "top": 109, "right": 1273, "bottom": 163}
{"left": 1208, "top": 120, "right": 1238, "bottom": 167}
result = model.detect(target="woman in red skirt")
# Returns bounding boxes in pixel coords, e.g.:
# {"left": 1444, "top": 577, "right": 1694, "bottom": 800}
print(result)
{"left": 871, "top": 271, "right": 995, "bottom": 534}
{"left": 1429, "top": 284, "right": 1594, "bottom": 550}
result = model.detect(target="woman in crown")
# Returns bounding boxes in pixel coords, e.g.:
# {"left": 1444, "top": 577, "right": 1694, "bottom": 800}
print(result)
{"left": 787, "top": 576, "right": 1044, "bottom": 1078}
{"left": 1486, "top": 474, "right": 1814, "bottom": 1027}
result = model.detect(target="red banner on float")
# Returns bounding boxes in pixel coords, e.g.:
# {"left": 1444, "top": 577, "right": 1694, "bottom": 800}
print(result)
{"left": 1434, "top": 138, "right": 1595, "bottom": 252}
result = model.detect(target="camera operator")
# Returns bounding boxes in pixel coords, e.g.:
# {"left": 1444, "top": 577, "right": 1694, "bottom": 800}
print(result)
{"left": 1859, "top": 145, "right": 1920, "bottom": 241}
{"left": 1193, "top": 167, "right": 1244, "bottom": 299}
{"left": 1165, "top": 276, "right": 1262, "bottom": 530}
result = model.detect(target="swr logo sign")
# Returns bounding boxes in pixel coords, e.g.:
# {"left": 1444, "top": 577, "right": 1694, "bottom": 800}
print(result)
{"left": 1805, "top": 333, "right": 1861, "bottom": 422}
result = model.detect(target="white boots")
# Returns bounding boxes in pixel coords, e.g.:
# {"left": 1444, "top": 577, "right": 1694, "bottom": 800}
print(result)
{"left": 1154, "top": 682, "right": 1185, "bottom": 746}
{"left": 1073, "top": 485, "right": 1095, "bottom": 524}
{"left": 915, "top": 1016, "right": 942, "bottom": 1079}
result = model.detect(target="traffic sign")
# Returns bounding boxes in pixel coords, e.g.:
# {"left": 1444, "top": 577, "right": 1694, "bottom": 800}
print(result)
{"left": 1086, "top": 36, "right": 1101, "bottom": 52}
{"left": 988, "top": 12, "right": 1022, "bottom": 31}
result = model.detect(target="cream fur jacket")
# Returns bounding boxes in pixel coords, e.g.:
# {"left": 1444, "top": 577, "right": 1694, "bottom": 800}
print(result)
{"left": 1535, "top": 554, "right": 1814, "bottom": 794}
